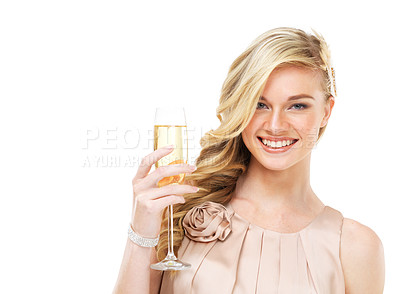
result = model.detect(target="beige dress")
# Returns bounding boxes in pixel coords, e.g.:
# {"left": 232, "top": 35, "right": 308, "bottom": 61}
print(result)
{"left": 159, "top": 201, "right": 345, "bottom": 294}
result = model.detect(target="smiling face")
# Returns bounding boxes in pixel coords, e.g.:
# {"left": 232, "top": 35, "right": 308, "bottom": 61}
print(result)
{"left": 241, "top": 66, "right": 334, "bottom": 171}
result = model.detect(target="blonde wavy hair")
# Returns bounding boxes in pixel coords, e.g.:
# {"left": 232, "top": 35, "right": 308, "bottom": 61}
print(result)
{"left": 155, "top": 27, "right": 337, "bottom": 274}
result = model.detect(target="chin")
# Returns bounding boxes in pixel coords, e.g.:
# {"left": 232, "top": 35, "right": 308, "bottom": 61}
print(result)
{"left": 261, "top": 161, "right": 296, "bottom": 171}
{"left": 251, "top": 155, "right": 293, "bottom": 171}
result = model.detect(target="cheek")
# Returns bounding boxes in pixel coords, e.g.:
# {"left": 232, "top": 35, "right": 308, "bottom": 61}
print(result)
{"left": 293, "top": 117, "right": 321, "bottom": 141}
{"left": 241, "top": 117, "right": 259, "bottom": 143}
{"left": 241, "top": 126, "right": 255, "bottom": 147}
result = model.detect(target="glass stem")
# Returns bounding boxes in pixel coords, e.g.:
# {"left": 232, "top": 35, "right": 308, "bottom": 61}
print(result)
{"left": 166, "top": 204, "right": 176, "bottom": 260}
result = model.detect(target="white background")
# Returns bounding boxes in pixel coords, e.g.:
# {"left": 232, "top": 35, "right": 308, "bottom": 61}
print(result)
{"left": 1, "top": 0, "right": 399, "bottom": 293}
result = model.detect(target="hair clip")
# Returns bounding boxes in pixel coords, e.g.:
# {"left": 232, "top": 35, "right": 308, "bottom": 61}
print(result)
{"left": 331, "top": 67, "right": 337, "bottom": 97}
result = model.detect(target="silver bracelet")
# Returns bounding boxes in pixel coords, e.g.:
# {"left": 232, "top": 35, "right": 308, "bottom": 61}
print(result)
{"left": 127, "top": 223, "right": 159, "bottom": 248}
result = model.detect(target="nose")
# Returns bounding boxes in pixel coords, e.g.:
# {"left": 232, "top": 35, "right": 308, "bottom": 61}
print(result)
{"left": 263, "top": 110, "right": 289, "bottom": 134}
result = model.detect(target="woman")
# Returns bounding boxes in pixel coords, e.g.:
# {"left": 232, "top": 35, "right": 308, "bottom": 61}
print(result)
{"left": 113, "top": 27, "right": 385, "bottom": 294}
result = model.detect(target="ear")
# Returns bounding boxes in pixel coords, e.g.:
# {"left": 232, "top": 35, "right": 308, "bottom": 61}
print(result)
{"left": 320, "top": 95, "right": 335, "bottom": 128}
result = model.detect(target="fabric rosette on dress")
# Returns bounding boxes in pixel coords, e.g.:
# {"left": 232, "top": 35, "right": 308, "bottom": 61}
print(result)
{"left": 182, "top": 201, "right": 234, "bottom": 242}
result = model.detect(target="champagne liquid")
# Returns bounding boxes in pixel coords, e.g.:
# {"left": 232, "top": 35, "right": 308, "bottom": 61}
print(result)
{"left": 154, "top": 125, "right": 188, "bottom": 187}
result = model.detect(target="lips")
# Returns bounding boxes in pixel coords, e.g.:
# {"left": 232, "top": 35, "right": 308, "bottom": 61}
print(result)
{"left": 257, "top": 137, "right": 299, "bottom": 153}
{"left": 257, "top": 136, "right": 298, "bottom": 142}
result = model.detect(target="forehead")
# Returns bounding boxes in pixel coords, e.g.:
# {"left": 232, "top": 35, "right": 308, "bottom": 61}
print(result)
{"left": 262, "top": 66, "right": 324, "bottom": 100}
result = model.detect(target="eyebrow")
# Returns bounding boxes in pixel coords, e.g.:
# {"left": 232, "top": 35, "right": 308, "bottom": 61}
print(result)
{"left": 259, "top": 94, "right": 315, "bottom": 101}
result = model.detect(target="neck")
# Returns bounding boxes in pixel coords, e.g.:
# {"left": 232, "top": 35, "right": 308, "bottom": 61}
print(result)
{"left": 233, "top": 154, "right": 318, "bottom": 210}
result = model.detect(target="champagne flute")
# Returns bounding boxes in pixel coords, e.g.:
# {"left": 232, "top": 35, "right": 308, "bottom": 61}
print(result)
{"left": 150, "top": 106, "right": 191, "bottom": 271}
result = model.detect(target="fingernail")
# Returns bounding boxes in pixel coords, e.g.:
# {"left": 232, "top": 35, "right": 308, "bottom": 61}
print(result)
{"left": 189, "top": 165, "right": 197, "bottom": 171}
{"left": 192, "top": 186, "right": 199, "bottom": 192}
{"left": 165, "top": 144, "right": 175, "bottom": 149}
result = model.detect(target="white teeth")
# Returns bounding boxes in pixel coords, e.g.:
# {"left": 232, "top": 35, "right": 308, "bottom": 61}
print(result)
{"left": 261, "top": 139, "right": 296, "bottom": 148}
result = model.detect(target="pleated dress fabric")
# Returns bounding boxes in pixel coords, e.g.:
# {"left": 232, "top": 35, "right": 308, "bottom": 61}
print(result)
{"left": 159, "top": 201, "right": 345, "bottom": 294}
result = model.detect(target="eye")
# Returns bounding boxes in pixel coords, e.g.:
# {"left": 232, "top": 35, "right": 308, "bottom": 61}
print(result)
{"left": 291, "top": 103, "right": 307, "bottom": 110}
{"left": 256, "top": 102, "right": 267, "bottom": 109}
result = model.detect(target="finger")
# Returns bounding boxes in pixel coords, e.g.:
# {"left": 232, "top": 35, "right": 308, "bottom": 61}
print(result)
{"left": 151, "top": 195, "right": 186, "bottom": 212}
{"left": 143, "top": 185, "right": 199, "bottom": 201}
{"left": 143, "top": 163, "right": 197, "bottom": 187}
{"left": 134, "top": 145, "right": 174, "bottom": 180}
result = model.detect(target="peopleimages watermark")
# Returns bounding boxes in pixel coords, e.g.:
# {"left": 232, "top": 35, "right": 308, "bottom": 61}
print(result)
{"left": 81, "top": 154, "right": 201, "bottom": 168}
{"left": 81, "top": 126, "right": 207, "bottom": 168}
{"left": 81, "top": 126, "right": 321, "bottom": 168}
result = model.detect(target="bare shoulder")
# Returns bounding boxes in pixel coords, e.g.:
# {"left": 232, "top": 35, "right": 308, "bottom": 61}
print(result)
{"left": 340, "top": 217, "right": 385, "bottom": 294}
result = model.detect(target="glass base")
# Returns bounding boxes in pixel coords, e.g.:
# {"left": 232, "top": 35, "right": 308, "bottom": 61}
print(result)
{"left": 150, "top": 258, "right": 191, "bottom": 271}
